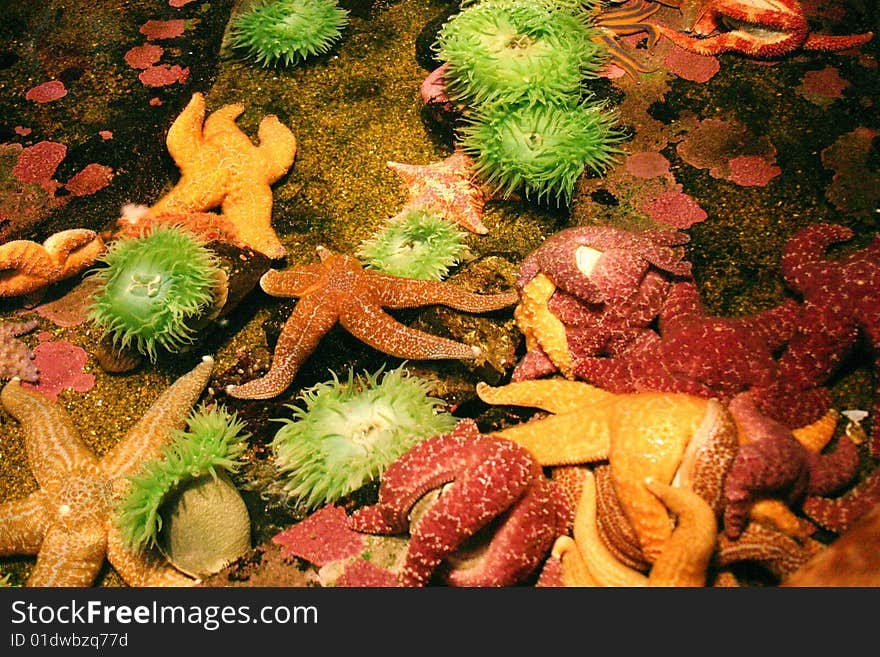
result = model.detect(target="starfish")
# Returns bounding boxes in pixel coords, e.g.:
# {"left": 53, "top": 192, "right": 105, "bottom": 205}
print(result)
{"left": 147, "top": 92, "right": 297, "bottom": 260}
{"left": 511, "top": 225, "right": 691, "bottom": 381}
{"left": 225, "top": 245, "right": 518, "bottom": 400}
{"left": 477, "top": 378, "right": 739, "bottom": 562}
{"left": 387, "top": 150, "right": 491, "bottom": 235}
{"left": 0, "top": 229, "right": 105, "bottom": 297}
{"left": 348, "top": 419, "right": 561, "bottom": 587}
{"left": 714, "top": 521, "right": 825, "bottom": 582}
{"left": 554, "top": 468, "right": 718, "bottom": 586}
{"left": 0, "top": 356, "right": 214, "bottom": 586}
{"left": 722, "top": 391, "right": 860, "bottom": 540}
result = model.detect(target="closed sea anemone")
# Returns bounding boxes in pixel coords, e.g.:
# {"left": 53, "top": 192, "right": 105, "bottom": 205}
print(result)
{"left": 269, "top": 365, "right": 458, "bottom": 512}
{"left": 87, "top": 226, "right": 224, "bottom": 361}
{"left": 229, "top": 0, "right": 350, "bottom": 67}
{"left": 116, "top": 404, "right": 250, "bottom": 553}
{"left": 435, "top": 0, "right": 604, "bottom": 108}
{"left": 459, "top": 98, "right": 624, "bottom": 205}
{"left": 356, "top": 208, "right": 470, "bottom": 280}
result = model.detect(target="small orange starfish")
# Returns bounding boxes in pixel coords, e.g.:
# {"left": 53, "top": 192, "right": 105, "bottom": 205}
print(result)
{"left": 225, "top": 246, "right": 518, "bottom": 400}
{"left": 387, "top": 150, "right": 491, "bottom": 235}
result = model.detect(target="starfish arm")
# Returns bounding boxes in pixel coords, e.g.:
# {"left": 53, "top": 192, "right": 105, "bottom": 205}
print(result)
{"left": 256, "top": 115, "right": 298, "bottom": 182}
{"left": 657, "top": 24, "right": 803, "bottom": 56}
{"left": 594, "top": 464, "right": 652, "bottom": 571}
{"left": 101, "top": 356, "right": 215, "bottom": 479}
{"left": 106, "top": 524, "right": 194, "bottom": 587}
{"left": 645, "top": 479, "right": 717, "bottom": 587}
{"left": 490, "top": 412, "right": 612, "bottom": 466}
{"left": 164, "top": 93, "right": 208, "bottom": 166}
{"left": 0, "top": 490, "right": 50, "bottom": 556}
{"left": 340, "top": 297, "right": 480, "bottom": 360}
{"left": 476, "top": 379, "right": 616, "bottom": 415}
{"left": 803, "top": 31, "right": 873, "bottom": 52}
{"left": 0, "top": 380, "right": 98, "bottom": 490}
{"left": 516, "top": 274, "right": 573, "bottom": 378}
{"left": 366, "top": 272, "right": 518, "bottom": 312}
{"left": 552, "top": 535, "right": 600, "bottom": 586}
{"left": 149, "top": 170, "right": 229, "bottom": 215}
{"left": 221, "top": 184, "right": 285, "bottom": 260}
{"left": 27, "top": 522, "right": 107, "bottom": 587}
{"left": 572, "top": 470, "right": 648, "bottom": 586}
{"left": 201, "top": 102, "right": 246, "bottom": 141}
{"left": 260, "top": 265, "right": 327, "bottom": 297}
{"left": 226, "top": 294, "right": 339, "bottom": 399}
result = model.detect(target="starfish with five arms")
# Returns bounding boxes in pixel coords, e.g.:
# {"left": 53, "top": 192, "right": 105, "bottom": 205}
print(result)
{"left": 387, "top": 150, "right": 493, "bottom": 235}
{"left": 0, "top": 356, "right": 215, "bottom": 586}
{"left": 225, "top": 246, "right": 518, "bottom": 400}
{"left": 147, "top": 92, "right": 297, "bottom": 260}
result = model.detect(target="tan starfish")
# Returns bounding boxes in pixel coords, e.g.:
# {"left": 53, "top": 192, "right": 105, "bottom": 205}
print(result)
{"left": 555, "top": 468, "right": 718, "bottom": 586}
{"left": 387, "top": 150, "right": 491, "bottom": 235}
{"left": 0, "top": 229, "right": 105, "bottom": 297}
{"left": 0, "top": 356, "right": 215, "bottom": 586}
{"left": 226, "top": 245, "right": 518, "bottom": 400}
{"left": 148, "top": 92, "right": 297, "bottom": 259}
{"left": 477, "top": 378, "right": 738, "bottom": 562}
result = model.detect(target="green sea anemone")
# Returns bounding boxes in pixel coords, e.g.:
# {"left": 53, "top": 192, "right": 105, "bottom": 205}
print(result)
{"left": 435, "top": 0, "right": 605, "bottom": 108}
{"left": 459, "top": 98, "right": 624, "bottom": 204}
{"left": 87, "top": 226, "right": 224, "bottom": 361}
{"left": 269, "top": 365, "right": 458, "bottom": 512}
{"left": 356, "top": 208, "right": 470, "bottom": 280}
{"left": 229, "top": 0, "right": 350, "bottom": 68}
{"left": 116, "top": 404, "right": 250, "bottom": 553}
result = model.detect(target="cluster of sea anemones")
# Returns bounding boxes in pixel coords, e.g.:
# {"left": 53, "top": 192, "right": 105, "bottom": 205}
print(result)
{"left": 268, "top": 365, "right": 458, "bottom": 512}
{"left": 87, "top": 225, "right": 225, "bottom": 362}
{"left": 356, "top": 207, "right": 470, "bottom": 280}
{"left": 433, "top": 0, "right": 623, "bottom": 205}
{"left": 228, "top": 0, "right": 350, "bottom": 68}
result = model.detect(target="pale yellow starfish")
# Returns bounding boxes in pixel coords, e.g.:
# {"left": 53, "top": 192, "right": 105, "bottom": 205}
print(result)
{"left": 514, "top": 273, "right": 574, "bottom": 379}
{"left": 554, "top": 469, "right": 717, "bottom": 587}
{"left": 0, "top": 356, "right": 215, "bottom": 586}
{"left": 148, "top": 92, "right": 297, "bottom": 259}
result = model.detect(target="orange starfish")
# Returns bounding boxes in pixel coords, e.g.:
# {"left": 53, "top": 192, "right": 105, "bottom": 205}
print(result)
{"left": 477, "top": 378, "right": 738, "bottom": 562}
{"left": 553, "top": 468, "right": 718, "bottom": 586}
{"left": 387, "top": 150, "right": 491, "bottom": 235}
{"left": 0, "top": 356, "right": 214, "bottom": 586}
{"left": 0, "top": 229, "right": 105, "bottom": 297}
{"left": 225, "top": 246, "right": 518, "bottom": 400}
{"left": 147, "top": 93, "right": 297, "bottom": 259}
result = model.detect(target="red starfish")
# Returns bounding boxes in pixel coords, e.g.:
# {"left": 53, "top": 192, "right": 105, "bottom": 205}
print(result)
{"left": 348, "top": 419, "right": 562, "bottom": 587}
{"left": 387, "top": 150, "right": 491, "bottom": 235}
{"left": 656, "top": 0, "right": 873, "bottom": 58}
{"left": 225, "top": 246, "right": 517, "bottom": 400}
{"left": 572, "top": 280, "right": 800, "bottom": 405}
{"left": 512, "top": 226, "right": 693, "bottom": 380}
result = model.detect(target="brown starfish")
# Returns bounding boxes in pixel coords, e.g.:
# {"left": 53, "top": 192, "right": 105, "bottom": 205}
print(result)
{"left": 225, "top": 246, "right": 518, "bottom": 400}
{"left": 0, "top": 356, "right": 214, "bottom": 586}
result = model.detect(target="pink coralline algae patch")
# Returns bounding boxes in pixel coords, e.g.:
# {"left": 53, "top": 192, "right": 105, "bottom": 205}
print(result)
{"left": 139, "top": 64, "right": 190, "bottom": 88}
{"left": 640, "top": 190, "right": 708, "bottom": 228}
{"left": 124, "top": 44, "right": 164, "bottom": 69}
{"left": 625, "top": 151, "right": 671, "bottom": 179}
{"left": 727, "top": 155, "right": 782, "bottom": 187}
{"left": 14, "top": 126, "right": 32, "bottom": 136}
{"left": 273, "top": 505, "right": 365, "bottom": 567}
{"left": 25, "top": 80, "right": 67, "bottom": 103}
{"left": 797, "top": 66, "right": 850, "bottom": 105}
{"left": 22, "top": 339, "right": 95, "bottom": 400}
{"left": 12, "top": 141, "right": 67, "bottom": 193}
{"left": 169, "top": 0, "right": 198, "bottom": 6}
{"left": 140, "top": 19, "right": 186, "bottom": 40}
{"left": 677, "top": 117, "right": 780, "bottom": 184}
{"left": 664, "top": 45, "right": 719, "bottom": 83}
{"left": 821, "top": 126, "right": 880, "bottom": 219}
{"left": 34, "top": 279, "right": 98, "bottom": 328}
{"left": 64, "top": 163, "right": 114, "bottom": 196}
{"left": 336, "top": 559, "right": 399, "bottom": 587}
{"left": 99, "top": 130, "right": 113, "bottom": 140}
